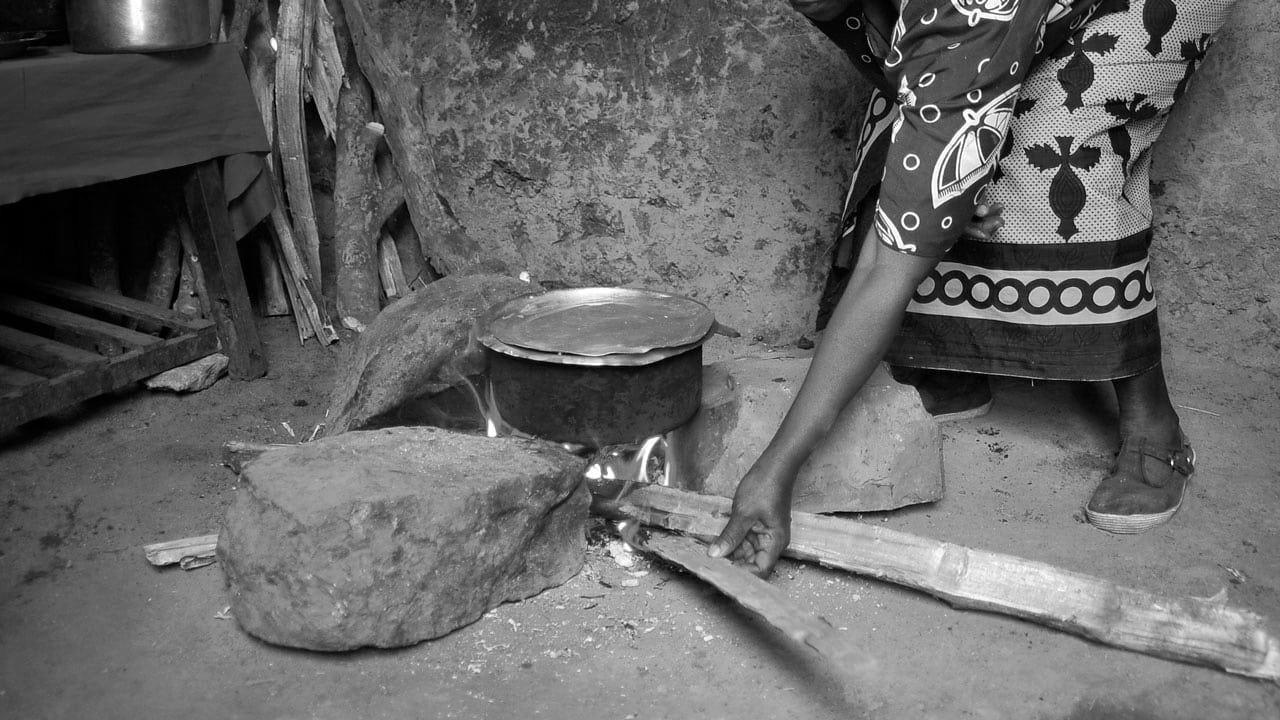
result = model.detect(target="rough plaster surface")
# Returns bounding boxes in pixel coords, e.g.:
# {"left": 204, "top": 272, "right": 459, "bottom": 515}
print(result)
{"left": 362, "top": 0, "right": 864, "bottom": 342}
{"left": 1148, "top": 1, "right": 1280, "bottom": 374}
{"left": 363, "top": 0, "right": 1275, "bottom": 364}
{"left": 218, "top": 426, "right": 589, "bottom": 651}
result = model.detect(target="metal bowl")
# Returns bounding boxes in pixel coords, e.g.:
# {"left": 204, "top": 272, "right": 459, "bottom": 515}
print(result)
{"left": 66, "top": 0, "right": 214, "bottom": 54}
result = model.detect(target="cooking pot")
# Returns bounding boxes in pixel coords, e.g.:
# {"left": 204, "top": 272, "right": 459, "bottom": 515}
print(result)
{"left": 478, "top": 288, "right": 714, "bottom": 446}
{"left": 66, "top": 0, "right": 217, "bottom": 53}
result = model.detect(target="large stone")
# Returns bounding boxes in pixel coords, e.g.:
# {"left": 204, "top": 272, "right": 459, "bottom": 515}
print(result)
{"left": 325, "top": 274, "right": 540, "bottom": 433}
{"left": 217, "top": 426, "right": 589, "bottom": 651}
{"left": 671, "top": 358, "right": 943, "bottom": 512}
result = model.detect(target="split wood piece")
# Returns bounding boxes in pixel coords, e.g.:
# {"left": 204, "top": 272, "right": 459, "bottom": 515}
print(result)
{"left": 276, "top": 0, "right": 324, "bottom": 282}
{"left": 306, "top": 0, "right": 345, "bottom": 140}
{"left": 340, "top": 0, "right": 492, "bottom": 276}
{"left": 227, "top": 0, "right": 262, "bottom": 66}
{"left": 266, "top": 178, "right": 338, "bottom": 344}
{"left": 589, "top": 479, "right": 1280, "bottom": 681}
{"left": 142, "top": 210, "right": 183, "bottom": 329}
{"left": 174, "top": 249, "right": 203, "bottom": 319}
{"left": 175, "top": 209, "right": 214, "bottom": 322}
{"left": 333, "top": 67, "right": 383, "bottom": 331}
{"left": 637, "top": 529, "right": 877, "bottom": 679}
{"left": 378, "top": 231, "right": 408, "bottom": 300}
{"left": 387, "top": 212, "right": 430, "bottom": 292}
{"left": 143, "top": 534, "right": 220, "bottom": 570}
{"left": 181, "top": 161, "right": 269, "bottom": 379}
{"left": 256, "top": 234, "right": 293, "bottom": 317}
{"left": 245, "top": 5, "right": 278, "bottom": 173}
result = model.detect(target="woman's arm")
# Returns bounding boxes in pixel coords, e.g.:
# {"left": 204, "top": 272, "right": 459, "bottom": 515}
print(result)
{"left": 707, "top": 229, "right": 938, "bottom": 575}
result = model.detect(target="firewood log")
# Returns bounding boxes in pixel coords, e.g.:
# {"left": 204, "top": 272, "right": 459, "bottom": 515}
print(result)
{"left": 588, "top": 479, "right": 1280, "bottom": 681}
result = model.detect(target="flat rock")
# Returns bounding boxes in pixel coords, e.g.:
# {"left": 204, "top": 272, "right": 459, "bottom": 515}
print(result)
{"left": 672, "top": 358, "right": 943, "bottom": 512}
{"left": 217, "top": 426, "right": 588, "bottom": 651}
{"left": 325, "top": 274, "right": 540, "bottom": 434}
{"left": 145, "top": 353, "right": 229, "bottom": 393}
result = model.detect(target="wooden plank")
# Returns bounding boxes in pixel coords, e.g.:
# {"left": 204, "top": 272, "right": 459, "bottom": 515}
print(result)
{"left": 0, "top": 327, "right": 218, "bottom": 435}
{"left": 0, "top": 363, "right": 45, "bottom": 390}
{"left": 181, "top": 160, "right": 269, "bottom": 380}
{"left": 589, "top": 479, "right": 1280, "bottom": 681}
{"left": 18, "top": 276, "right": 213, "bottom": 333}
{"left": 0, "top": 293, "right": 161, "bottom": 350}
{"left": 0, "top": 324, "right": 106, "bottom": 377}
{"left": 638, "top": 529, "right": 877, "bottom": 678}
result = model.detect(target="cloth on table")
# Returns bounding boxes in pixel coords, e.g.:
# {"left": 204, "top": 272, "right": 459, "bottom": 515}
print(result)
{"left": 0, "top": 42, "right": 273, "bottom": 239}
{"left": 814, "top": 0, "right": 1237, "bottom": 381}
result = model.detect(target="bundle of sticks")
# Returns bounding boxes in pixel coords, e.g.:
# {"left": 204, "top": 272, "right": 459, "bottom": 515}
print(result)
{"left": 218, "top": 0, "right": 438, "bottom": 342}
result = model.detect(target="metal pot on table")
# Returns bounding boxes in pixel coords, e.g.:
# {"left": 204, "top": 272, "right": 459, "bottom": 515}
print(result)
{"left": 66, "top": 0, "right": 220, "bottom": 53}
{"left": 478, "top": 287, "right": 714, "bottom": 447}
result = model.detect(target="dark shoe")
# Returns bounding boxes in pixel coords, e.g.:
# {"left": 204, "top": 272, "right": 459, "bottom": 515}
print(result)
{"left": 1085, "top": 432, "right": 1195, "bottom": 534}
{"left": 890, "top": 366, "right": 993, "bottom": 422}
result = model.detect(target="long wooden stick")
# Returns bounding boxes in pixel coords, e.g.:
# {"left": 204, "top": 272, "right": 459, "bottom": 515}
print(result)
{"left": 275, "top": 0, "right": 323, "bottom": 282}
{"left": 638, "top": 529, "right": 877, "bottom": 678}
{"left": 590, "top": 479, "right": 1280, "bottom": 681}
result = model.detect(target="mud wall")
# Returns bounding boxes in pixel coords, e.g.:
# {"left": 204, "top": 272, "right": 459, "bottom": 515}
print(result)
{"left": 363, "top": 0, "right": 1277, "bottom": 364}
{"left": 1149, "top": 1, "right": 1279, "bottom": 374}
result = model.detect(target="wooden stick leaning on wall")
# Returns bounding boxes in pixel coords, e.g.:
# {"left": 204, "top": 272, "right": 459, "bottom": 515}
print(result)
{"left": 588, "top": 479, "right": 1280, "bottom": 681}
{"left": 331, "top": 0, "right": 384, "bottom": 330}
{"left": 239, "top": 8, "right": 290, "bottom": 318}
{"left": 333, "top": 71, "right": 385, "bottom": 332}
{"left": 275, "top": 0, "right": 324, "bottom": 282}
{"left": 266, "top": 180, "right": 338, "bottom": 344}
{"left": 339, "top": 0, "right": 493, "bottom": 276}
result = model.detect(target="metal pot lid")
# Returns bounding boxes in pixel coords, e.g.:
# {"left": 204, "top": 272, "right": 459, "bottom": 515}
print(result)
{"left": 481, "top": 287, "right": 715, "bottom": 358}
{"left": 480, "top": 329, "right": 710, "bottom": 367}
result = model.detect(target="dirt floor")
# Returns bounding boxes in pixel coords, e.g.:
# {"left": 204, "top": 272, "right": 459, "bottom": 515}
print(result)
{"left": 1, "top": 316, "right": 1278, "bottom": 719}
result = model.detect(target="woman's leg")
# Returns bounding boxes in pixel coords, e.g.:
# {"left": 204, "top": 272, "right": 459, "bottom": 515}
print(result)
{"left": 1112, "top": 363, "right": 1181, "bottom": 449}
{"left": 1087, "top": 363, "right": 1195, "bottom": 532}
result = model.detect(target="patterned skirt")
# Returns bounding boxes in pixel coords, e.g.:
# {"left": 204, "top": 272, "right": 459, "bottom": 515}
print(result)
{"left": 833, "top": 0, "right": 1236, "bottom": 381}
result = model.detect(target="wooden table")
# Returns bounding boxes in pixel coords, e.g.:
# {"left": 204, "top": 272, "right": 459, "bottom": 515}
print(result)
{"left": 0, "top": 43, "right": 273, "bottom": 433}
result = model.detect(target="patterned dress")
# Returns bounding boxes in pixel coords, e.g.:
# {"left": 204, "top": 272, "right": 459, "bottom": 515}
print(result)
{"left": 815, "top": 0, "right": 1236, "bottom": 380}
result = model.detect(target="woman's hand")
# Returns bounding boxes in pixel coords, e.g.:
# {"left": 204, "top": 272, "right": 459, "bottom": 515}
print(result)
{"left": 707, "top": 459, "right": 794, "bottom": 577}
{"left": 789, "top": 0, "right": 856, "bottom": 22}
{"left": 963, "top": 202, "right": 1005, "bottom": 240}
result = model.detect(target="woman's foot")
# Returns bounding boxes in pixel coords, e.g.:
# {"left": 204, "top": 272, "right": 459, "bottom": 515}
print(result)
{"left": 1085, "top": 432, "right": 1195, "bottom": 533}
{"left": 1086, "top": 363, "right": 1189, "bottom": 533}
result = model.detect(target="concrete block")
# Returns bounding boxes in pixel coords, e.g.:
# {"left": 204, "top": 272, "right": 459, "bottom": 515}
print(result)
{"left": 672, "top": 358, "right": 943, "bottom": 512}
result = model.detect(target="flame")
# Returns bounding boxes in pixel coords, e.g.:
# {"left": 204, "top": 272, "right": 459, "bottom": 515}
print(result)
{"left": 450, "top": 368, "right": 516, "bottom": 439}
{"left": 634, "top": 435, "right": 668, "bottom": 487}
